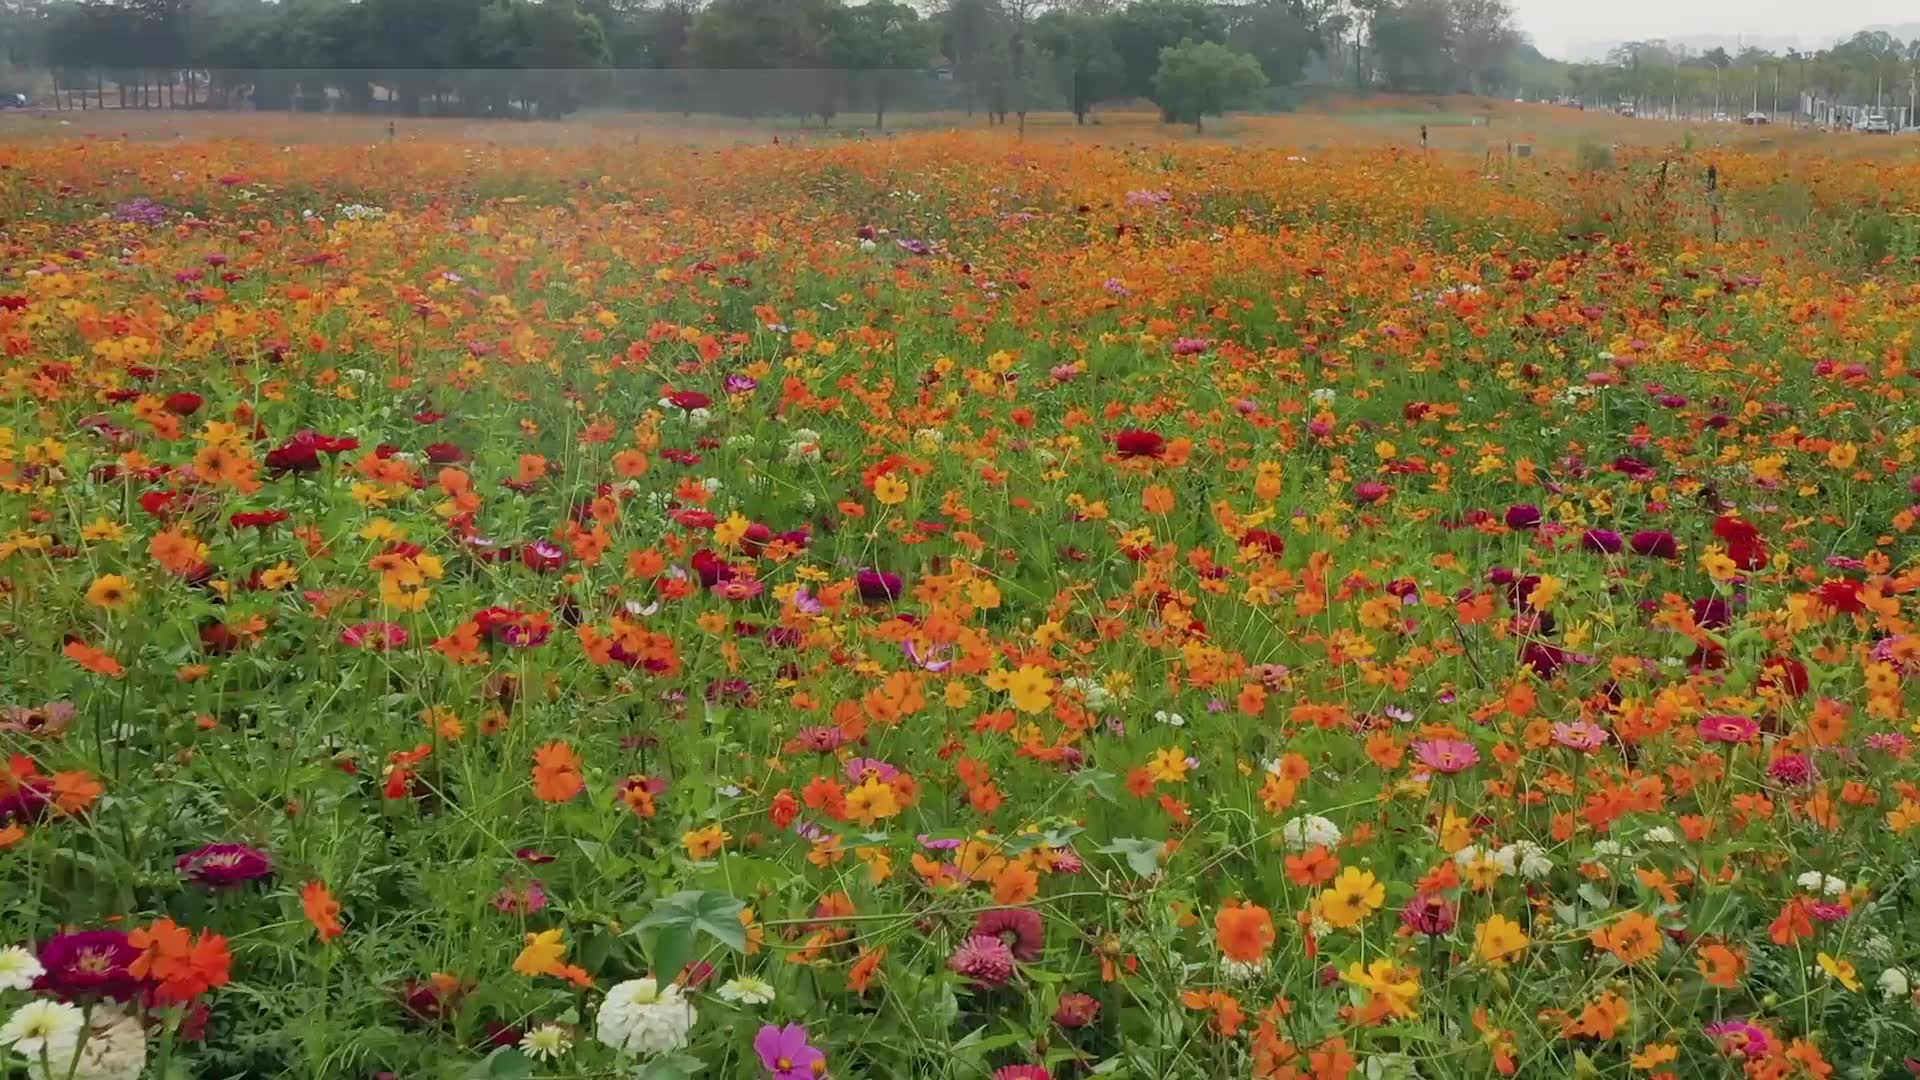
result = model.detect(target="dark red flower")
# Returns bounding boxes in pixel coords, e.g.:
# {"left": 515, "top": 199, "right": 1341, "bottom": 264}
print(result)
{"left": 230, "top": 509, "right": 289, "bottom": 530}
{"left": 1113, "top": 429, "right": 1166, "bottom": 459}
{"left": 1713, "top": 514, "right": 1768, "bottom": 571}
{"left": 35, "top": 930, "right": 141, "bottom": 1000}
{"left": 164, "top": 392, "right": 204, "bottom": 416}
{"left": 666, "top": 390, "right": 711, "bottom": 410}
{"left": 423, "top": 442, "right": 465, "bottom": 464}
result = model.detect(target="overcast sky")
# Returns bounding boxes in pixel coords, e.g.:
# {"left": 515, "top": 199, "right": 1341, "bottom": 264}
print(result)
{"left": 1511, "top": 0, "right": 1918, "bottom": 59}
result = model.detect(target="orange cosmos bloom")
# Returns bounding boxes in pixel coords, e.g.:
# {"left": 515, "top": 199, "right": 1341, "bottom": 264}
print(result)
{"left": 302, "top": 881, "right": 344, "bottom": 942}
{"left": 1215, "top": 899, "right": 1276, "bottom": 963}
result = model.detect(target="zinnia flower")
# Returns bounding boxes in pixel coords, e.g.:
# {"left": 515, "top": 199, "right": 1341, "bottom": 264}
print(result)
{"left": 948, "top": 935, "right": 1015, "bottom": 988}
{"left": 1412, "top": 739, "right": 1480, "bottom": 775}
{"left": 972, "top": 908, "right": 1044, "bottom": 962}
{"left": 1697, "top": 715, "right": 1758, "bottom": 744}
{"left": 34, "top": 930, "right": 141, "bottom": 1001}
{"left": 1113, "top": 429, "right": 1166, "bottom": 459}
{"left": 176, "top": 843, "right": 273, "bottom": 888}
{"left": 1704, "top": 1020, "right": 1771, "bottom": 1060}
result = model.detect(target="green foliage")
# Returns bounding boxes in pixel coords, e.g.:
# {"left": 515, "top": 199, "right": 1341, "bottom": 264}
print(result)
{"left": 1151, "top": 38, "right": 1267, "bottom": 130}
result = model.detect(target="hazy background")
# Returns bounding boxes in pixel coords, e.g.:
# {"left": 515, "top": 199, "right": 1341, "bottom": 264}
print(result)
{"left": 1513, "top": 0, "right": 1920, "bottom": 60}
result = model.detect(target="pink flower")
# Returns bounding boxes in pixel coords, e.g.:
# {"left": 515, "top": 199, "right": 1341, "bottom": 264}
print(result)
{"left": 1411, "top": 738, "right": 1479, "bottom": 775}
{"left": 972, "top": 907, "right": 1045, "bottom": 962}
{"left": 1698, "top": 715, "right": 1759, "bottom": 744}
{"left": 994, "top": 1068, "right": 1051, "bottom": 1080}
{"left": 341, "top": 622, "right": 409, "bottom": 651}
{"left": 1768, "top": 753, "right": 1815, "bottom": 786}
{"left": 1550, "top": 720, "right": 1608, "bottom": 751}
{"left": 1704, "top": 1020, "right": 1771, "bottom": 1060}
{"left": 491, "top": 879, "right": 549, "bottom": 916}
{"left": 948, "top": 934, "right": 1015, "bottom": 987}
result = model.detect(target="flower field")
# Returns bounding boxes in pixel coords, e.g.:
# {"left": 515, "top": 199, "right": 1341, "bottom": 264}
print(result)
{"left": 3, "top": 126, "right": 1920, "bottom": 1079}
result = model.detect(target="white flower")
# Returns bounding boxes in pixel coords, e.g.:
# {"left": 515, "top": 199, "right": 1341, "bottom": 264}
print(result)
{"left": 1503, "top": 841, "right": 1552, "bottom": 881}
{"left": 28, "top": 1004, "right": 145, "bottom": 1080}
{"left": 0, "top": 999, "right": 84, "bottom": 1060}
{"left": 912, "top": 428, "right": 945, "bottom": 451}
{"left": 784, "top": 428, "right": 822, "bottom": 464}
{"left": 1861, "top": 933, "right": 1895, "bottom": 961}
{"left": 1878, "top": 967, "right": 1911, "bottom": 1001}
{"left": 1310, "top": 388, "right": 1336, "bottom": 405}
{"left": 1280, "top": 814, "right": 1341, "bottom": 851}
{"left": 1795, "top": 871, "right": 1847, "bottom": 897}
{"left": 1455, "top": 845, "right": 1511, "bottom": 879}
{"left": 519, "top": 1024, "right": 572, "bottom": 1062}
{"left": 595, "top": 978, "right": 696, "bottom": 1056}
{"left": 716, "top": 975, "right": 776, "bottom": 1005}
{"left": 1222, "top": 958, "right": 1267, "bottom": 983}
{"left": 1061, "top": 678, "right": 1112, "bottom": 712}
{"left": 1153, "top": 710, "right": 1186, "bottom": 728}
{"left": 0, "top": 946, "right": 45, "bottom": 991}
{"left": 859, "top": 239, "right": 878, "bottom": 252}
{"left": 701, "top": 477, "right": 723, "bottom": 494}
{"left": 1590, "top": 840, "right": 1629, "bottom": 859}
{"left": 1642, "top": 826, "right": 1678, "bottom": 845}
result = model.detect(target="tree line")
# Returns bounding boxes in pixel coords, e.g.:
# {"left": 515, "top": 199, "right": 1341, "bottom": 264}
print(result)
{"left": 0, "top": 0, "right": 1553, "bottom": 123}
{"left": 1566, "top": 33, "right": 1920, "bottom": 121}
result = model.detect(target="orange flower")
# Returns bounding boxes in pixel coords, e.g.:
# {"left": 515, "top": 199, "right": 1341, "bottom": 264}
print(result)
{"left": 63, "top": 639, "right": 125, "bottom": 678}
{"left": 531, "top": 740, "right": 585, "bottom": 802}
{"left": 1695, "top": 943, "right": 1745, "bottom": 988}
{"left": 129, "top": 917, "right": 232, "bottom": 1004}
{"left": 1591, "top": 911, "right": 1663, "bottom": 966}
{"left": 302, "top": 881, "right": 344, "bottom": 942}
{"left": 1215, "top": 899, "right": 1276, "bottom": 963}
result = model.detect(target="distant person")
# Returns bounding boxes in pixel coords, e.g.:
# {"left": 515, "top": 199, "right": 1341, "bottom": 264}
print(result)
{"left": 386, "top": 121, "right": 396, "bottom": 141}
{"left": 1420, "top": 124, "right": 1428, "bottom": 149}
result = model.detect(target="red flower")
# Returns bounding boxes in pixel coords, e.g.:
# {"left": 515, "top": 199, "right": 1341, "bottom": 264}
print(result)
{"left": 164, "top": 392, "right": 204, "bottom": 416}
{"left": 1713, "top": 514, "right": 1769, "bottom": 571}
{"left": 1113, "top": 429, "right": 1166, "bottom": 459}
{"left": 230, "top": 509, "right": 290, "bottom": 530}
{"left": 666, "top": 390, "right": 711, "bottom": 410}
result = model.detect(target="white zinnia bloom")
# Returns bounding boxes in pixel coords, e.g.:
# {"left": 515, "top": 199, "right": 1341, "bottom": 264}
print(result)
{"left": 716, "top": 975, "right": 775, "bottom": 1005}
{"left": 1503, "top": 841, "right": 1552, "bottom": 881}
{"left": 1060, "top": 678, "right": 1112, "bottom": 712}
{"left": 1153, "top": 710, "right": 1186, "bottom": 728}
{"left": 784, "top": 429, "right": 822, "bottom": 465}
{"left": 0, "top": 947, "right": 44, "bottom": 991}
{"left": 1222, "top": 958, "right": 1267, "bottom": 983}
{"left": 1877, "top": 967, "right": 1911, "bottom": 1002}
{"left": 28, "top": 1004, "right": 145, "bottom": 1080}
{"left": 595, "top": 978, "right": 696, "bottom": 1056}
{"left": 1310, "top": 388, "right": 1336, "bottom": 405}
{"left": 1795, "top": 871, "right": 1847, "bottom": 897}
{"left": 1642, "top": 826, "right": 1678, "bottom": 845}
{"left": 1280, "top": 814, "right": 1341, "bottom": 851}
{"left": 519, "top": 1024, "right": 572, "bottom": 1061}
{"left": 0, "top": 999, "right": 84, "bottom": 1060}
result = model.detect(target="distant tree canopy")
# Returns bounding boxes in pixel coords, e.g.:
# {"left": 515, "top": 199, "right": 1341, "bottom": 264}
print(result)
{"left": 2, "top": 0, "right": 1909, "bottom": 125}
{"left": 1153, "top": 37, "right": 1266, "bottom": 129}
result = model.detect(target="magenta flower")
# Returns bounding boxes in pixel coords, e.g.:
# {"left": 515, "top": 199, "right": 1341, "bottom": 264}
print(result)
{"left": 491, "top": 878, "right": 549, "bottom": 916}
{"left": 1768, "top": 753, "right": 1815, "bottom": 786}
{"left": 1504, "top": 504, "right": 1542, "bottom": 530}
{"left": 1704, "top": 1020, "right": 1771, "bottom": 1060}
{"left": 1399, "top": 894, "right": 1457, "bottom": 936}
{"left": 176, "top": 843, "right": 273, "bottom": 887}
{"left": 755, "top": 1023, "right": 825, "bottom": 1080}
{"left": 1053, "top": 992, "right": 1100, "bottom": 1029}
{"left": 845, "top": 757, "right": 900, "bottom": 784}
{"left": 35, "top": 930, "right": 141, "bottom": 1000}
{"left": 994, "top": 1068, "right": 1051, "bottom": 1080}
{"left": 1412, "top": 738, "right": 1480, "bottom": 775}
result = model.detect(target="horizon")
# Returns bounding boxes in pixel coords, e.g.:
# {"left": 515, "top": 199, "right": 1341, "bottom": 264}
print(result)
{"left": 1507, "top": 0, "right": 1919, "bottom": 61}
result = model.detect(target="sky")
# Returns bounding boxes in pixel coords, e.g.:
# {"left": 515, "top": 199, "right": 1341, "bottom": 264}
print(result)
{"left": 1510, "top": 0, "right": 1919, "bottom": 60}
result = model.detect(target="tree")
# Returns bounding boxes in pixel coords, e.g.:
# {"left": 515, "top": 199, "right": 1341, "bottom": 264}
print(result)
{"left": 1034, "top": 9, "right": 1121, "bottom": 122}
{"left": 1368, "top": 0, "right": 1451, "bottom": 93}
{"left": 1223, "top": 0, "right": 1325, "bottom": 89}
{"left": 1110, "top": 0, "right": 1224, "bottom": 105}
{"left": 1448, "top": 0, "right": 1515, "bottom": 95}
{"left": 832, "top": 0, "right": 933, "bottom": 128}
{"left": 1151, "top": 37, "right": 1264, "bottom": 131}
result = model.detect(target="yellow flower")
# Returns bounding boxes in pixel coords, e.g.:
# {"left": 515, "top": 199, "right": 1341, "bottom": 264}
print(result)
{"left": 1816, "top": 951, "right": 1861, "bottom": 991}
{"left": 1475, "top": 914, "right": 1530, "bottom": 967}
{"left": 1147, "top": 746, "right": 1190, "bottom": 784}
{"left": 713, "top": 512, "right": 750, "bottom": 549}
{"left": 1317, "top": 867, "right": 1385, "bottom": 929}
{"left": 80, "top": 517, "right": 128, "bottom": 543}
{"left": 1525, "top": 575, "right": 1562, "bottom": 609}
{"left": 682, "top": 824, "right": 730, "bottom": 860}
{"left": 1340, "top": 958, "right": 1420, "bottom": 1018}
{"left": 872, "top": 473, "right": 909, "bottom": 506}
{"left": 1005, "top": 664, "right": 1054, "bottom": 714}
{"left": 1826, "top": 442, "right": 1858, "bottom": 470}
{"left": 844, "top": 778, "right": 901, "bottom": 826}
{"left": 259, "top": 562, "right": 300, "bottom": 590}
{"left": 85, "top": 574, "right": 138, "bottom": 610}
{"left": 1700, "top": 548, "right": 1739, "bottom": 582}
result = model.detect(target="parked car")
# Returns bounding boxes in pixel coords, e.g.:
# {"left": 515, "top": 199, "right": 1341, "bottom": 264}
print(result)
{"left": 1616, "top": 101, "right": 1636, "bottom": 117}
{"left": 0, "top": 93, "right": 28, "bottom": 109}
{"left": 1860, "top": 113, "right": 1893, "bottom": 134}
{"left": 1712, "top": 111, "right": 1731, "bottom": 123}
{"left": 1742, "top": 111, "right": 1771, "bottom": 125}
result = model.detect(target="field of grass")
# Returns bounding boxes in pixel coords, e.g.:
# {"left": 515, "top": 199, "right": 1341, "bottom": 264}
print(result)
{"left": 0, "top": 104, "right": 1918, "bottom": 1079}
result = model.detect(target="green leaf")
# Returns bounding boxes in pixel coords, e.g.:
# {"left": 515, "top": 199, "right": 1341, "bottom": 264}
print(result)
{"left": 635, "top": 1054, "right": 707, "bottom": 1080}
{"left": 1096, "top": 837, "right": 1164, "bottom": 878}
{"left": 1069, "top": 768, "right": 1121, "bottom": 804}
{"left": 465, "top": 1048, "right": 534, "bottom": 1080}
{"left": 633, "top": 889, "right": 747, "bottom": 977}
